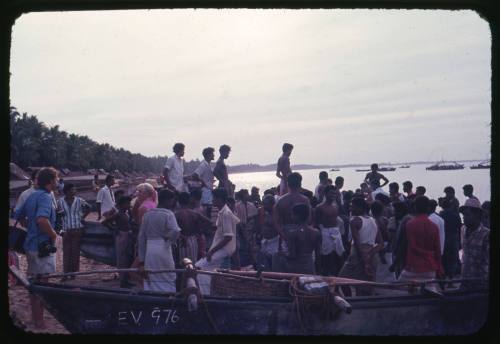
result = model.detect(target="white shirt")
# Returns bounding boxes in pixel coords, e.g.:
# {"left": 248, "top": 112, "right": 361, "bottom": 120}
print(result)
{"left": 211, "top": 204, "right": 240, "bottom": 255}
{"left": 165, "top": 154, "right": 185, "bottom": 192}
{"left": 371, "top": 187, "right": 389, "bottom": 200}
{"left": 96, "top": 185, "right": 115, "bottom": 215}
{"left": 194, "top": 160, "right": 214, "bottom": 190}
{"left": 429, "top": 212, "right": 445, "bottom": 255}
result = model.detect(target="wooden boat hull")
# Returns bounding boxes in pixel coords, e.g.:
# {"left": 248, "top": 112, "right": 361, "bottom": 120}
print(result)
{"left": 470, "top": 165, "right": 490, "bottom": 169}
{"left": 81, "top": 220, "right": 116, "bottom": 266}
{"left": 29, "top": 281, "right": 488, "bottom": 335}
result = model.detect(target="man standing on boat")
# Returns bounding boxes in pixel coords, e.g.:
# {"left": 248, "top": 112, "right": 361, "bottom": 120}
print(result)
{"left": 163, "top": 143, "right": 187, "bottom": 193}
{"left": 459, "top": 199, "right": 489, "bottom": 290}
{"left": 213, "top": 144, "right": 234, "bottom": 198}
{"left": 192, "top": 147, "right": 216, "bottom": 217}
{"left": 195, "top": 188, "right": 240, "bottom": 295}
{"left": 96, "top": 174, "right": 115, "bottom": 221}
{"left": 13, "top": 167, "right": 61, "bottom": 329}
{"left": 138, "top": 189, "right": 181, "bottom": 292}
{"left": 276, "top": 143, "right": 294, "bottom": 196}
{"left": 364, "top": 164, "right": 389, "bottom": 188}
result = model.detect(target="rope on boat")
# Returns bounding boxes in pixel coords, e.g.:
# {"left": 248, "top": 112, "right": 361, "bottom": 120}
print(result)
{"left": 289, "top": 277, "right": 334, "bottom": 333}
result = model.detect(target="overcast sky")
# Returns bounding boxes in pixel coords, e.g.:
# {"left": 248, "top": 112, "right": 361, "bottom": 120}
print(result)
{"left": 10, "top": 9, "right": 491, "bottom": 165}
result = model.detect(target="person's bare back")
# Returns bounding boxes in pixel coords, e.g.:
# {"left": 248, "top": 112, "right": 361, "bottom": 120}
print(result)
{"left": 275, "top": 193, "right": 310, "bottom": 226}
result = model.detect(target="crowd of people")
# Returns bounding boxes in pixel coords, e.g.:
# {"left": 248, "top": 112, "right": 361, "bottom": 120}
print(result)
{"left": 11, "top": 144, "right": 490, "bottom": 329}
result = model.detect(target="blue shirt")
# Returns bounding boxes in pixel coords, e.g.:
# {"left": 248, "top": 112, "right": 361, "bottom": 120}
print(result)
{"left": 13, "top": 189, "right": 56, "bottom": 252}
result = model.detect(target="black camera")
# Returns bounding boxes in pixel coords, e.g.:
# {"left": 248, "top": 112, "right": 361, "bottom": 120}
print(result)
{"left": 38, "top": 240, "right": 57, "bottom": 258}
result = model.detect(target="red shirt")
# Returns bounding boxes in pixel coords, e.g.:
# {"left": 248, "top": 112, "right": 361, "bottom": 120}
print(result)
{"left": 404, "top": 214, "right": 443, "bottom": 275}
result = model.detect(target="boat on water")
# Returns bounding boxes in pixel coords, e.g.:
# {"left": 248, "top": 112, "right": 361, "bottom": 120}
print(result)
{"left": 330, "top": 168, "right": 340, "bottom": 172}
{"left": 426, "top": 161, "right": 464, "bottom": 171}
{"left": 400, "top": 165, "right": 410, "bottom": 168}
{"left": 378, "top": 167, "right": 396, "bottom": 172}
{"left": 470, "top": 161, "right": 490, "bottom": 169}
{"left": 8, "top": 265, "right": 488, "bottom": 335}
{"left": 355, "top": 169, "right": 371, "bottom": 172}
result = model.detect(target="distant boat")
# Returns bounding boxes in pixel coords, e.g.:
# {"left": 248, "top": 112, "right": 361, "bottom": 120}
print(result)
{"left": 330, "top": 168, "right": 340, "bottom": 172}
{"left": 470, "top": 161, "right": 490, "bottom": 169}
{"left": 426, "top": 161, "right": 464, "bottom": 171}
{"left": 355, "top": 169, "right": 371, "bottom": 172}
{"left": 400, "top": 165, "right": 410, "bottom": 168}
{"left": 378, "top": 166, "right": 396, "bottom": 172}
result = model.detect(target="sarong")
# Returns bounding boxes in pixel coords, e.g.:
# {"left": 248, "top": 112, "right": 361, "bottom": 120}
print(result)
{"left": 178, "top": 235, "right": 198, "bottom": 263}
{"left": 143, "top": 239, "right": 176, "bottom": 292}
{"left": 195, "top": 249, "right": 231, "bottom": 295}
{"left": 319, "top": 224, "right": 345, "bottom": 256}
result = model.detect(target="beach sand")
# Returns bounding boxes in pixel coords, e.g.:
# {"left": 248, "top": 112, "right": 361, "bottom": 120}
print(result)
{"left": 8, "top": 237, "right": 117, "bottom": 334}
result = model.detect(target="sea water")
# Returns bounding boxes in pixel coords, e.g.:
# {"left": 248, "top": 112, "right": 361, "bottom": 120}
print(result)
{"left": 230, "top": 163, "right": 491, "bottom": 205}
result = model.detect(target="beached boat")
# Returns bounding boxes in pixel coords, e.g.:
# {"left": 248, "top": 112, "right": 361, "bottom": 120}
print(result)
{"left": 81, "top": 215, "right": 116, "bottom": 266}
{"left": 470, "top": 161, "right": 490, "bottom": 169}
{"left": 9, "top": 266, "right": 488, "bottom": 335}
{"left": 426, "top": 161, "right": 464, "bottom": 171}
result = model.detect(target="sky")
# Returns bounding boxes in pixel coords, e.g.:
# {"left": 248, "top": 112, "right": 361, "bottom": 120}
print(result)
{"left": 10, "top": 9, "right": 491, "bottom": 166}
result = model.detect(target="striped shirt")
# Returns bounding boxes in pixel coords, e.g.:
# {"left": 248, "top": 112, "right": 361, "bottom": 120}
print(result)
{"left": 58, "top": 196, "right": 90, "bottom": 230}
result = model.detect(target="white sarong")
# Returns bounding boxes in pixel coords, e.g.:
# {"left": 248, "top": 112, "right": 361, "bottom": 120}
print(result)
{"left": 261, "top": 235, "right": 279, "bottom": 256}
{"left": 143, "top": 239, "right": 176, "bottom": 292}
{"left": 195, "top": 249, "right": 230, "bottom": 295}
{"left": 319, "top": 224, "right": 345, "bottom": 256}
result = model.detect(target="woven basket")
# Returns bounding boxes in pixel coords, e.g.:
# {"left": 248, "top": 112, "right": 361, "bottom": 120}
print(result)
{"left": 210, "top": 274, "right": 290, "bottom": 298}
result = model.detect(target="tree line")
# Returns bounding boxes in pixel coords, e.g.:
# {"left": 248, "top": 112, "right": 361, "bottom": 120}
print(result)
{"left": 9, "top": 107, "right": 202, "bottom": 174}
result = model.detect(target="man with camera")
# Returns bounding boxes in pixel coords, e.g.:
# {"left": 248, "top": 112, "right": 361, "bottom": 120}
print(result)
{"left": 13, "top": 167, "right": 61, "bottom": 329}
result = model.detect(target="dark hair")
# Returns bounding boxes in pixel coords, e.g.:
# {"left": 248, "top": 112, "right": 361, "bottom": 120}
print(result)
{"left": 235, "top": 189, "right": 249, "bottom": 201}
{"left": 324, "top": 185, "right": 337, "bottom": 195}
{"left": 173, "top": 143, "right": 185, "bottom": 154}
{"left": 37, "top": 167, "right": 59, "bottom": 188}
{"left": 319, "top": 171, "right": 328, "bottom": 180}
{"left": 389, "top": 182, "right": 399, "bottom": 192}
{"left": 444, "top": 186, "right": 455, "bottom": 195}
{"left": 335, "top": 176, "right": 344, "bottom": 185}
{"left": 371, "top": 163, "right": 378, "bottom": 170}
{"left": 262, "top": 194, "right": 275, "bottom": 205}
{"left": 393, "top": 201, "right": 409, "bottom": 219}
{"left": 370, "top": 201, "right": 384, "bottom": 217}
{"left": 292, "top": 203, "right": 310, "bottom": 223}
{"left": 63, "top": 183, "right": 75, "bottom": 193}
{"left": 117, "top": 195, "right": 132, "bottom": 206}
{"left": 105, "top": 174, "right": 115, "bottom": 183}
{"left": 375, "top": 193, "right": 391, "bottom": 205}
{"left": 264, "top": 189, "right": 275, "bottom": 196}
{"left": 287, "top": 172, "right": 302, "bottom": 189}
{"left": 177, "top": 192, "right": 190, "bottom": 206}
{"left": 212, "top": 188, "right": 228, "bottom": 202}
{"left": 440, "top": 197, "right": 451, "bottom": 210}
{"left": 416, "top": 186, "right": 426, "bottom": 194}
{"left": 251, "top": 186, "right": 259, "bottom": 193}
{"left": 463, "top": 184, "right": 473, "bottom": 193}
{"left": 428, "top": 199, "right": 438, "bottom": 213}
{"left": 190, "top": 188, "right": 202, "bottom": 201}
{"left": 282, "top": 143, "right": 294, "bottom": 153}
{"left": 158, "top": 189, "right": 176, "bottom": 204}
{"left": 219, "top": 144, "right": 231, "bottom": 154}
{"left": 403, "top": 181, "right": 413, "bottom": 189}
{"left": 351, "top": 197, "right": 368, "bottom": 213}
{"left": 202, "top": 147, "right": 215, "bottom": 159}
{"left": 31, "top": 169, "right": 39, "bottom": 181}
{"left": 414, "top": 196, "right": 430, "bottom": 214}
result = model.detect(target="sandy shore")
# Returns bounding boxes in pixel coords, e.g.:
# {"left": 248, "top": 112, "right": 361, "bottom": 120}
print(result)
{"left": 8, "top": 237, "right": 117, "bottom": 334}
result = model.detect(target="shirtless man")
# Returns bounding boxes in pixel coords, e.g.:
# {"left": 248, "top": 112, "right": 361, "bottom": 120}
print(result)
{"left": 175, "top": 192, "right": 213, "bottom": 262}
{"left": 314, "top": 185, "right": 345, "bottom": 276}
{"left": 364, "top": 163, "right": 389, "bottom": 188}
{"left": 274, "top": 172, "right": 310, "bottom": 244}
{"left": 213, "top": 144, "right": 234, "bottom": 198}
{"left": 276, "top": 143, "right": 294, "bottom": 196}
{"left": 256, "top": 195, "right": 278, "bottom": 271}
{"left": 286, "top": 203, "right": 322, "bottom": 274}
